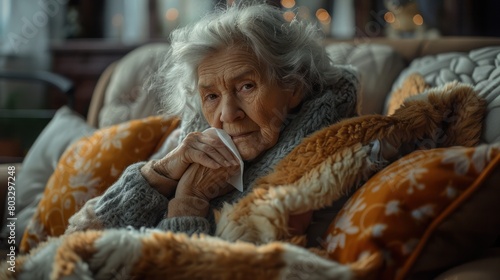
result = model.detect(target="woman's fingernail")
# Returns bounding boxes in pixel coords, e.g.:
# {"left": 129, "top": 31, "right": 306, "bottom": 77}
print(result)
{"left": 224, "top": 160, "right": 231, "bottom": 167}
{"left": 231, "top": 160, "right": 239, "bottom": 166}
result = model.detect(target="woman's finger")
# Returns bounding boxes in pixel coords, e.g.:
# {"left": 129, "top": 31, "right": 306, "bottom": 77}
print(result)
{"left": 199, "top": 133, "right": 239, "bottom": 164}
{"left": 196, "top": 141, "right": 238, "bottom": 167}
{"left": 183, "top": 133, "right": 239, "bottom": 168}
{"left": 175, "top": 163, "right": 239, "bottom": 202}
{"left": 186, "top": 149, "right": 223, "bottom": 169}
{"left": 201, "top": 130, "right": 240, "bottom": 163}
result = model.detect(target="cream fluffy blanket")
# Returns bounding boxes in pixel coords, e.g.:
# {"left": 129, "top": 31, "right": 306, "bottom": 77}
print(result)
{"left": 2, "top": 83, "right": 486, "bottom": 280}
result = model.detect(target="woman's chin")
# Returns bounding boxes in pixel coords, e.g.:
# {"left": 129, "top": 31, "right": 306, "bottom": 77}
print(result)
{"left": 238, "top": 150, "right": 257, "bottom": 162}
{"left": 236, "top": 145, "right": 262, "bottom": 162}
{"left": 234, "top": 136, "right": 275, "bottom": 162}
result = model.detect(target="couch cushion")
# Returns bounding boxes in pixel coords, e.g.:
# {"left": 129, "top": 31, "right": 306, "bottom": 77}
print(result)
{"left": 98, "top": 43, "right": 171, "bottom": 128}
{"left": 324, "top": 143, "right": 500, "bottom": 279}
{"left": 0, "top": 106, "right": 96, "bottom": 246}
{"left": 326, "top": 43, "right": 406, "bottom": 115}
{"left": 20, "top": 116, "right": 180, "bottom": 252}
{"left": 388, "top": 46, "right": 500, "bottom": 144}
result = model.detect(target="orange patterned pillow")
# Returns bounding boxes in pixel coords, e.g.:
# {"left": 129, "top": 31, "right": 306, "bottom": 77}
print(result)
{"left": 20, "top": 116, "right": 180, "bottom": 252}
{"left": 324, "top": 144, "right": 500, "bottom": 279}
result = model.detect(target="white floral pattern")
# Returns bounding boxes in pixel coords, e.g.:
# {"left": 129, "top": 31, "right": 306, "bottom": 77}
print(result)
{"left": 411, "top": 204, "right": 435, "bottom": 221}
{"left": 442, "top": 147, "right": 472, "bottom": 175}
{"left": 101, "top": 123, "right": 131, "bottom": 150}
{"left": 385, "top": 200, "right": 400, "bottom": 215}
{"left": 325, "top": 144, "right": 500, "bottom": 280}
{"left": 20, "top": 116, "right": 180, "bottom": 252}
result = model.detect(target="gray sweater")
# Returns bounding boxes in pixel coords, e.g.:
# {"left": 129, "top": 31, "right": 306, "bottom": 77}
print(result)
{"left": 94, "top": 161, "right": 219, "bottom": 235}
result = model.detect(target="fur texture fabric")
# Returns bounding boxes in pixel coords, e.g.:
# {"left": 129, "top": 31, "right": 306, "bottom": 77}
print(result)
{"left": 1, "top": 82, "right": 486, "bottom": 280}
{"left": 386, "top": 73, "right": 430, "bottom": 115}
{"left": 215, "top": 82, "right": 486, "bottom": 245}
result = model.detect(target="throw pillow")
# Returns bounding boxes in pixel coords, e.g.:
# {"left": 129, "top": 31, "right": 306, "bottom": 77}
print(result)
{"left": 325, "top": 43, "right": 406, "bottom": 115}
{"left": 323, "top": 143, "right": 500, "bottom": 280}
{"left": 389, "top": 46, "right": 500, "bottom": 143}
{"left": 0, "top": 106, "right": 96, "bottom": 246}
{"left": 20, "top": 116, "right": 180, "bottom": 252}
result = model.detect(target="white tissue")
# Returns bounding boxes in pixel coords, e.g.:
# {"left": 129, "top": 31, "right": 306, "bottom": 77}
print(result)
{"left": 203, "top": 128, "right": 244, "bottom": 192}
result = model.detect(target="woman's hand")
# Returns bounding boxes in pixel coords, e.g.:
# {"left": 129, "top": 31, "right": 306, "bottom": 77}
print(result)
{"left": 153, "top": 131, "right": 239, "bottom": 181}
{"left": 166, "top": 163, "right": 239, "bottom": 219}
{"left": 175, "top": 163, "right": 239, "bottom": 202}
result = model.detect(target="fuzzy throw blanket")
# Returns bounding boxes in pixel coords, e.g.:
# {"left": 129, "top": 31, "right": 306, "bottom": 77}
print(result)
{"left": 2, "top": 83, "right": 486, "bottom": 280}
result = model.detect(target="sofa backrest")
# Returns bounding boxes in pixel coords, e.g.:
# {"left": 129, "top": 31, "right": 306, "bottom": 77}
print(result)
{"left": 87, "top": 43, "right": 171, "bottom": 128}
{"left": 325, "top": 37, "right": 500, "bottom": 63}
{"left": 87, "top": 37, "right": 500, "bottom": 130}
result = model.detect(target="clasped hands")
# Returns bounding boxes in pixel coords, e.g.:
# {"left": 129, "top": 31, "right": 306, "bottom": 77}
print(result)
{"left": 153, "top": 131, "right": 240, "bottom": 203}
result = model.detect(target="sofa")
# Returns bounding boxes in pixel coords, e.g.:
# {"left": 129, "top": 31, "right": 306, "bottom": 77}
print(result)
{"left": 1, "top": 37, "right": 500, "bottom": 279}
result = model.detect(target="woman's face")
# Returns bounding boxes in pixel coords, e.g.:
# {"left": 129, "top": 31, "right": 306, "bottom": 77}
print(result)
{"left": 198, "top": 46, "right": 303, "bottom": 161}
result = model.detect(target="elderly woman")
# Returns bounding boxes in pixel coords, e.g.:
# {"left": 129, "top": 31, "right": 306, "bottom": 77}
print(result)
{"left": 67, "top": 3, "right": 361, "bottom": 240}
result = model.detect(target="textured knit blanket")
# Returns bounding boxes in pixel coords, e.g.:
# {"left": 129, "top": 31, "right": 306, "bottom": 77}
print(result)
{"left": 2, "top": 83, "right": 486, "bottom": 280}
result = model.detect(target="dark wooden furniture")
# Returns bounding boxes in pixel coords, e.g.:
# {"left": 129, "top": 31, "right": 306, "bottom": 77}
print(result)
{"left": 50, "top": 40, "right": 139, "bottom": 117}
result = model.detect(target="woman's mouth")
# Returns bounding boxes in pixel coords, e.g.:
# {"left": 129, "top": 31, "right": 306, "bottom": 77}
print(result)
{"left": 230, "top": 132, "right": 253, "bottom": 141}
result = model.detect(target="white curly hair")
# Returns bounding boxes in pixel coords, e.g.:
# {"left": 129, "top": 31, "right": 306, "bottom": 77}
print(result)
{"left": 151, "top": 1, "right": 340, "bottom": 124}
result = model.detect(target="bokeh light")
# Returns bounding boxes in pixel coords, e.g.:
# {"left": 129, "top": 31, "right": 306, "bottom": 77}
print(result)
{"left": 283, "top": 11, "right": 295, "bottom": 22}
{"left": 413, "top": 14, "right": 424, "bottom": 25}
{"left": 165, "top": 8, "right": 179, "bottom": 22}
{"left": 281, "top": 0, "right": 296, "bottom": 9}
{"left": 316, "top": 8, "right": 330, "bottom": 23}
{"left": 384, "top": 12, "right": 395, "bottom": 23}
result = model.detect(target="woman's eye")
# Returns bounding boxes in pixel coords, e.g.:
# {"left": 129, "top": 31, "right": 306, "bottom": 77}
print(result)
{"left": 205, "top": 93, "right": 218, "bottom": 101}
{"left": 239, "top": 83, "right": 255, "bottom": 92}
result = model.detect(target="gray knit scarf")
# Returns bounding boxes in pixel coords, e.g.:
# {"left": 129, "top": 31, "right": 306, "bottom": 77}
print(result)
{"left": 177, "top": 65, "right": 359, "bottom": 211}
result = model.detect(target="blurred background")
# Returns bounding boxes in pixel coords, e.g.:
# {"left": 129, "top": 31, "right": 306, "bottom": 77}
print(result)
{"left": 1, "top": 0, "right": 499, "bottom": 162}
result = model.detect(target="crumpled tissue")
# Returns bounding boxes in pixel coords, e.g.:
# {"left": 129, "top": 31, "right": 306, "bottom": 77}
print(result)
{"left": 203, "top": 128, "right": 244, "bottom": 192}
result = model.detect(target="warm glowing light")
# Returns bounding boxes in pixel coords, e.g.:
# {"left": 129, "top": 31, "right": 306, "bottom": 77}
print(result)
{"left": 413, "top": 14, "right": 424, "bottom": 25}
{"left": 165, "top": 8, "right": 179, "bottom": 22}
{"left": 283, "top": 11, "right": 295, "bottom": 22}
{"left": 316, "top": 8, "right": 330, "bottom": 22}
{"left": 281, "top": 0, "right": 295, "bottom": 9}
{"left": 384, "top": 12, "right": 395, "bottom": 23}
{"left": 112, "top": 14, "right": 123, "bottom": 27}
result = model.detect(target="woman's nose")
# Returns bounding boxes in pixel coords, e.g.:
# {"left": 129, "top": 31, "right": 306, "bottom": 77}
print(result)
{"left": 220, "top": 96, "right": 245, "bottom": 123}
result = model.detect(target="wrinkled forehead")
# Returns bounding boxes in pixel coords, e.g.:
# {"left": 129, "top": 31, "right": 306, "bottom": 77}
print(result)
{"left": 196, "top": 45, "right": 266, "bottom": 86}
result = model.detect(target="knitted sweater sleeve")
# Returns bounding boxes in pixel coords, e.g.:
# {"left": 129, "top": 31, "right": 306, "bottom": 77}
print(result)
{"left": 92, "top": 162, "right": 170, "bottom": 229}
{"left": 67, "top": 161, "right": 212, "bottom": 235}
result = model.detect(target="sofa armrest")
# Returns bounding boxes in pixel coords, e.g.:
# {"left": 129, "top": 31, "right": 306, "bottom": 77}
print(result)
{"left": 86, "top": 61, "right": 117, "bottom": 127}
{"left": 0, "top": 163, "right": 23, "bottom": 228}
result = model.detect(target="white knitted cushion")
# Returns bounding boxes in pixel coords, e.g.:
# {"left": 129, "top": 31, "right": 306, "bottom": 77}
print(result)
{"left": 388, "top": 47, "right": 500, "bottom": 144}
